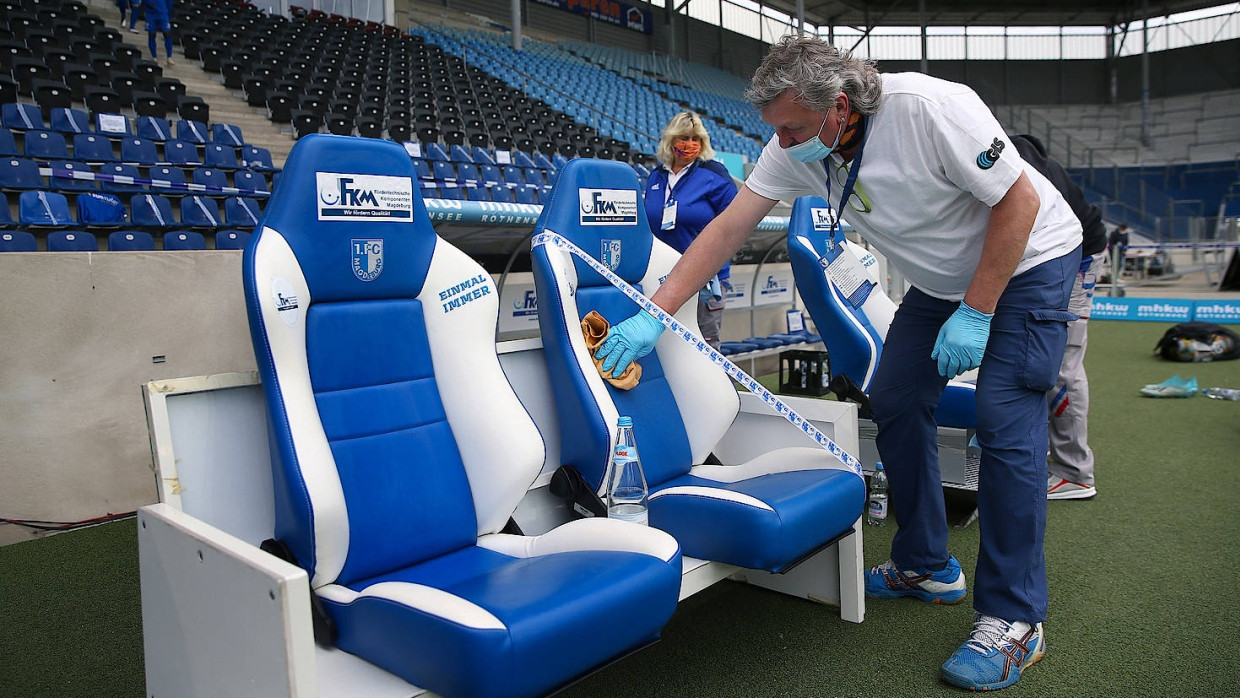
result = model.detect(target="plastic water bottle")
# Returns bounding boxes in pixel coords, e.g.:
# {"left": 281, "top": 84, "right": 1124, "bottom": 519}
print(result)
{"left": 607, "top": 416, "right": 649, "bottom": 524}
{"left": 867, "top": 461, "right": 889, "bottom": 526}
{"left": 1202, "top": 387, "right": 1240, "bottom": 401}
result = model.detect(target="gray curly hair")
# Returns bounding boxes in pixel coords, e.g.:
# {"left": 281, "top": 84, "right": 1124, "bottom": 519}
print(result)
{"left": 745, "top": 36, "right": 883, "bottom": 115}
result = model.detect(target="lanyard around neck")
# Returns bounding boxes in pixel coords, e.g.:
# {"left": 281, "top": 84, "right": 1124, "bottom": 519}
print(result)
{"left": 821, "top": 116, "right": 869, "bottom": 236}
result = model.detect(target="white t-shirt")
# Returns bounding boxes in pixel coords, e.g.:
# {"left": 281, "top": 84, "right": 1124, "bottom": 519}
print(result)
{"left": 746, "top": 72, "right": 1082, "bottom": 301}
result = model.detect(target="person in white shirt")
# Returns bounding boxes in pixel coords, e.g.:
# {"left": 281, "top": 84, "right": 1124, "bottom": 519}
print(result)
{"left": 595, "top": 36, "right": 1082, "bottom": 692}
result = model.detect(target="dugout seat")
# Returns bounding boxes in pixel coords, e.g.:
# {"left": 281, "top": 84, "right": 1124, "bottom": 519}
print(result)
{"left": 242, "top": 135, "right": 682, "bottom": 697}
{"left": 785, "top": 195, "right": 976, "bottom": 428}
{"left": 531, "top": 159, "right": 865, "bottom": 572}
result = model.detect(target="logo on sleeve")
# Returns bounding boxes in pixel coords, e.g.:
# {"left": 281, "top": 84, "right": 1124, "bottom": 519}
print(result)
{"left": 976, "top": 138, "right": 1005, "bottom": 170}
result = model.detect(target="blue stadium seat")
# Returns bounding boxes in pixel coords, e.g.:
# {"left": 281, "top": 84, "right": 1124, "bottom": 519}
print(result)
{"left": 0, "top": 157, "right": 44, "bottom": 190}
{"left": 119, "top": 136, "right": 159, "bottom": 166}
{"left": 77, "top": 192, "right": 128, "bottom": 226}
{"left": 533, "top": 152, "right": 555, "bottom": 171}
{"left": 180, "top": 195, "right": 221, "bottom": 228}
{"left": 175, "top": 120, "right": 209, "bottom": 144}
{"left": 164, "top": 230, "right": 207, "bottom": 250}
{"left": 436, "top": 184, "right": 465, "bottom": 200}
{"left": 456, "top": 163, "right": 482, "bottom": 185}
{"left": 514, "top": 183, "right": 539, "bottom": 204}
{"left": 232, "top": 169, "right": 269, "bottom": 195}
{"left": 431, "top": 160, "right": 456, "bottom": 183}
{"left": 423, "top": 141, "right": 448, "bottom": 161}
{"left": 72, "top": 133, "right": 117, "bottom": 163}
{"left": 130, "top": 193, "right": 178, "bottom": 227}
{"left": 137, "top": 116, "right": 173, "bottom": 142}
{"left": 411, "top": 158, "right": 432, "bottom": 180}
{"left": 239, "top": 145, "right": 274, "bottom": 171}
{"left": 203, "top": 143, "right": 239, "bottom": 169}
{"left": 471, "top": 146, "right": 495, "bottom": 165}
{"left": 163, "top": 140, "right": 202, "bottom": 167}
{"left": 242, "top": 134, "right": 682, "bottom": 697}
{"left": 191, "top": 167, "right": 228, "bottom": 194}
{"left": 2, "top": 102, "right": 44, "bottom": 131}
{"left": 46, "top": 230, "right": 97, "bottom": 251}
{"left": 19, "top": 190, "right": 75, "bottom": 226}
{"left": 525, "top": 168, "right": 547, "bottom": 187}
{"left": 512, "top": 151, "right": 536, "bottom": 169}
{"left": 531, "top": 159, "right": 866, "bottom": 572}
{"left": 99, "top": 163, "right": 146, "bottom": 194}
{"left": 786, "top": 195, "right": 976, "bottom": 428}
{"left": 148, "top": 165, "right": 188, "bottom": 195}
{"left": 490, "top": 185, "right": 513, "bottom": 203}
{"left": 466, "top": 186, "right": 490, "bottom": 201}
{"left": 108, "top": 230, "right": 156, "bottom": 250}
{"left": 479, "top": 163, "right": 503, "bottom": 188}
{"left": 0, "top": 230, "right": 37, "bottom": 251}
{"left": 93, "top": 112, "right": 132, "bottom": 137}
{"left": 49, "top": 107, "right": 92, "bottom": 135}
{"left": 49, "top": 160, "right": 96, "bottom": 191}
{"left": 210, "top": 123, "right": 244, "bottom": 147}
{"left": 448, "top": 144, "right": 473, "bottom": 163}
{"left": 224, "top": 196, "right": 261, "bottom": 227}
{"left": 502, "top": 165, "right": 525, "bottom": 187}
{"left": 0, "top": 128, "right": 16, "bottom": 157}
{"left": 24, "top": 130, "right": 70, "bottom": 161}
{"left": 214, "top": 229, "right": 251, "bottom": 250}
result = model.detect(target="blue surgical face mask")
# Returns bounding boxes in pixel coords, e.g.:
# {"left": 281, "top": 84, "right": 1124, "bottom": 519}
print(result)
{"left": 786, "top": 109, "right": 846, "bottom": 163}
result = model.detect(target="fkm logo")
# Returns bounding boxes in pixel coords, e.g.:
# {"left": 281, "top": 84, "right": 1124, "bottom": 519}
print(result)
{"left": 765, "top": 275, "right": 780, "bottom": 290}
{"left": 512, "top": 289, "right": 538, "bottom": 314}
{"left": 588, "top": 191, "right": 617, "bottom": 214}
{"left": 810, "top": 207, "right": 837, "bottom": 231}
{"left": 334, "top": 177, "right": 378, "bottom": 207}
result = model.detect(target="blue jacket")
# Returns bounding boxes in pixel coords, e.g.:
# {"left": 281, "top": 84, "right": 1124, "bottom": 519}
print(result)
{"left": 644, "top": 159, "right": 738, "bottom": 281}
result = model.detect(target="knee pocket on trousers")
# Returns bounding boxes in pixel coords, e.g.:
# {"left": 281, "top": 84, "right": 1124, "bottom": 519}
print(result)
{"left": 1019, "top": 309, "right": 1077, "bottom": 391}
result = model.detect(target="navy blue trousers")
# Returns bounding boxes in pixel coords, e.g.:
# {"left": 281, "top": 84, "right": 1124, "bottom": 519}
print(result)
{"left": 870, "top": 246, "right": 1081, "bottom": 623}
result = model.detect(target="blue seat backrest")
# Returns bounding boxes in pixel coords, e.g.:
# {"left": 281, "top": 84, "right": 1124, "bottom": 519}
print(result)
{"left": 165, "top": 230, "right": 207, "bottom": 250}
{"left": 0, "top": 230, "right": 38, "bottom": 251}
{"left": 448, "top": 144, "right": 472, "bottom": 163}
{"left": 73, "top": 133, "right": 116, "bottom": 162}
{"left": 137, "top": 116, "right": 172, "bottom": 142}
{"left": 24, "top": 130, "right": 69, "bottom": 160}
{"left": 490, "top": 185, "right": 513, "bottom": 203}
{"left": 109, "top": 230, "right": 156, "bottom": 250}
{"left": 50, "top": 160, "right": 96, "bottom": 191}
{"left": 0, "top": 128, "right": 16, "bottom": 157}
{"left": 470, "top": 146, "right": 494, "bottom": 165}
{"left": 3, "top": 103, "right": 44, "bottom": 130}
{"left": 50, "top": 108, "right": 91, "bottom": 135}
{"left": 176, "top": 120, "right": 208, "bottom": 144}
{"left": 131, "top": 193, "right": 177, "bottom": 226}
{"left": 47, "top": 230, "right": 97, "bottom": 251}
{"left": 19, "top": 190, "right": 74, "bottom": 225}
{"left": 149, "top": 165, "right": 187, "bottom": 190}
{"left": 512, "top": 151, "right": 536, "bottom": 169}
{"left": 225, "top": 196, "right": 261, "bottom": 226}
{"left": 192, "top": 167, "right": 228, "bottom": 190}
{"left": 181, "top": 195, "right": 221, "bottom": 226}
{"left": 423, "top": 141, "right": 448, "bottom": 161}
{"left": 480, "top": 163, "right": 501, "bottom": 184}
{"left": 100, "top": 163, "right": 145, "bottom": 193}
{"left": 502, "top": 165, "right": 525, "bottom": 185}
{"left": 215, "top": 229, "right": 251, "bottom": 250}
{"left": 233, "top": 169, "right": 269, "bottom": 194}
{"left": 204, "top": 143, "right": 239, "bottom": 169}
{"left": 0, "top": 157, "right": 44, "bottom": 189}
{"left": 164, "top": 140, "right": 202, "bottom": 167}
{"left": 94, "top": 113, "right": 133, "bottom": 137}
{"left": 120, "top": 136, "right": 158, "bottom": 165}
{"left": 211, "top": 123, "right": 245, "bottom": 147}
{"left": 533, "top": 158, "right": 730, "bottom": 489}
{"left": 243, "top": 134, "right": 477, "bottom": 585}
{"left": 456, "top": 163, "right": 481, "bottom": 184}
{"left": 786, "top": 195, "right": 888, "bottom": 391}
{"left": 432, "top": 160, "right": 456, "bottom": 182}
{"left": 240, "top": 145, "right": 273, "bottom": 170}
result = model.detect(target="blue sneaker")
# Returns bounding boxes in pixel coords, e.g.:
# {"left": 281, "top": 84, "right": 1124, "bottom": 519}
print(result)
{"left": 865, "top": 555, "right": 967, "bottom": 604}
{"left": 940, "top": 614, "right": 1046, "bottom": 691}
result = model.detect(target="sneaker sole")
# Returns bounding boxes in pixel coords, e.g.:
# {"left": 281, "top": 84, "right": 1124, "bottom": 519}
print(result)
{"left": 865, "top": 585, "right": 967, "bottom": 604}
{"left": 940, "top": 643, "right": 1046, "bottom": 691}
{"left": 1047, "top": 487, "right": 1096, "bottom": 500}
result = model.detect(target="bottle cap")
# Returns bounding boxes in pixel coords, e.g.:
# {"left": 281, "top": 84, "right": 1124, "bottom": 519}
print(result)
{"left": 874, "top": 461, "right": 883, "bottom": 470}
{"left": 617, "top": 415, "right": 633, "bottom": 427}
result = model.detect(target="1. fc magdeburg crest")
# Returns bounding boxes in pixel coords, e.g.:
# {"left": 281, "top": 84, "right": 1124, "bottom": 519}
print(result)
{"left": 351, "top": 238, "right": 384, "bottom": 281}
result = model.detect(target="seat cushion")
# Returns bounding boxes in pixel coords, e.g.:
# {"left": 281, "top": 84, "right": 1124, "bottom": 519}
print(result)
{"left": 648, "top": 449, "right": 866, "bottom": 572}
{"left": 320, "top": 542, "right": 681, "bottom": 698}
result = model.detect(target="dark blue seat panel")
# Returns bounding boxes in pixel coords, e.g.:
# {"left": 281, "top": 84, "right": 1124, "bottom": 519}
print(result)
{"left": 321, "top": 542, "right": 681, "bottom": 698}
{"left": 650, "top": 465, "right": 865, "bottom": 571}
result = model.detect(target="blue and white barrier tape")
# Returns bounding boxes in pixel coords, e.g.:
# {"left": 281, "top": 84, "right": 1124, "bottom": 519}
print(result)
{"left": 533, "top": 230, "right": 864, "bottom": 478}
{"left": 39, "top": 167, "right": 271, "bottom": 197}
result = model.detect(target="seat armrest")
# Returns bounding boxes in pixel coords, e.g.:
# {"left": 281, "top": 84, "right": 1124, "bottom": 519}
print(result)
{"left": 711, "top": 393, "right": 860, "bottom": 470}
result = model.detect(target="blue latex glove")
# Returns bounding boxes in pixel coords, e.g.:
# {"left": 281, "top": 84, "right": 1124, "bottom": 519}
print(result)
{"left": 698, "top": 275, "right": 722, "bottom": 304}
{"left": 597, "top": 311, "right": 665, "bottom": 378}
{"left": 931, "top": 301, "right": 994, "bottom": 378}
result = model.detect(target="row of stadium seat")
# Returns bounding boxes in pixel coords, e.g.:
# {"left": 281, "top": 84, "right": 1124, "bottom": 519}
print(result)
{"left": 0, "top": 228, "right": 251, "bottom": 251}
{"left": 2, "top": 134, "right": 271, "bottom": 171}
{"left": 0, "top": 160, "right": 271, "bottom": 196}
{"left": 1, "top": 190, "right": 262, "bottom": 229}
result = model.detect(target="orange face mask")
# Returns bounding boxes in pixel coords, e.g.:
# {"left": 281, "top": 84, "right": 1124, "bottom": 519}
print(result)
{"left": 673, "top": 139, "right": 702, "bottom": 160}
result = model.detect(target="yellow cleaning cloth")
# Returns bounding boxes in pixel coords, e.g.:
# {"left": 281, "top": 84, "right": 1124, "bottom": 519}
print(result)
{"left": 582, "top": 311, "right": 642, "bottom": 390}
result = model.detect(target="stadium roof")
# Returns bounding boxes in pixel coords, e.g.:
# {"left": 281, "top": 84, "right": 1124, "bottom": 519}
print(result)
{"left": 766, "top": 0, "right": 1229, "bottom": 29}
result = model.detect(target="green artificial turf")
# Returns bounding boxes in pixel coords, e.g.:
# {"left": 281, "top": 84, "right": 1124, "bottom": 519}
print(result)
{"left": 1, "top": 320, "right": 1237, "bottom": 697}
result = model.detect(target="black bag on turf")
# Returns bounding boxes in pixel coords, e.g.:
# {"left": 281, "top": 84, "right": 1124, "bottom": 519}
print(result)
{"left": 1154, "top": 322, "right": 1240, "bottom": 362}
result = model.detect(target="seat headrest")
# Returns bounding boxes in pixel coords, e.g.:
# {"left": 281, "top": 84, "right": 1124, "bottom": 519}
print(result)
{"left": 254, "top": 134, "right": 436, "bottom": 302}
{"left": 534, "top": 158, "right": 652, "bottom": 286}
{"left": 787, "top": 195, "right": 846, "bottom": 258}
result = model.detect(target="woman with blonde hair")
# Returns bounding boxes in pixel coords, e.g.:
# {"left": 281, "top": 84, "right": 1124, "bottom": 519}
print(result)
{"left": 643, "top": 111, "right": 738, "bottom": 349}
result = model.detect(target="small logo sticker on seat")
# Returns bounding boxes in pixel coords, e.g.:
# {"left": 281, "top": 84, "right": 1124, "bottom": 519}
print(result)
{"left": 351, "top": 239, "right": 384, "bottom": 282}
